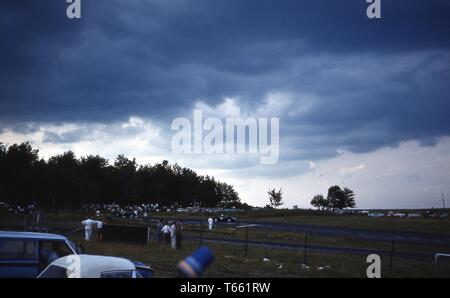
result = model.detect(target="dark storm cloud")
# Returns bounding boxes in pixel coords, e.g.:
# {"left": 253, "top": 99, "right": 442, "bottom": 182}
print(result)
{"left": 0, "top": 0, "right": 449, "bottom": 161}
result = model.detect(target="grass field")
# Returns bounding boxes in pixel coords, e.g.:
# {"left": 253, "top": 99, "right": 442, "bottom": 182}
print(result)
{"left": 2, "top": 208, "right": 450, "bottom": 278}
{"left": 77, "top": 236, "right": 450, "bottom": 278}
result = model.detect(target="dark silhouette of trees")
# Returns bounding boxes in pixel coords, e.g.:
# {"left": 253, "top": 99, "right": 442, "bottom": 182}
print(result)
{"left": 0, "top": 142, "right": 242, "bottom": 209}
{"left": 309, "top": 186, "right": 356, "bottom": 211}
{"left": 268, "top": 188, "right": 283, "bottom": 208}
{"left": 343, "top": 187, "right": 356, "bottom": 209}
{"left": 310, "top": 194, "right": 327, "bottom": 210}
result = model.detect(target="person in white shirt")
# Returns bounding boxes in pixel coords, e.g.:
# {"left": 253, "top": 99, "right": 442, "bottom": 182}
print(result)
{"left": 208, "top": 217, "right": 214, "bottom": 230}
{"left": 96, "top": 220, "right": 103, "bottom": 241}
{"left": 161, "top": 223, "right": 171, "bottom": 245}
{"left": 170, "top": 223, "right": 177, "bottom": 250}
{"left": 81, "top": 218, "right": 96, "bottom": 241}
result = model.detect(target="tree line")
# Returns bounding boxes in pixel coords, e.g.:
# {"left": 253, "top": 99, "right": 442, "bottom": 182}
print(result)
{"left": 310, "top": 185, "right": 356, "bottom": 211}
{"left": 0, "top": 142, "right": 243, "bottom": 210}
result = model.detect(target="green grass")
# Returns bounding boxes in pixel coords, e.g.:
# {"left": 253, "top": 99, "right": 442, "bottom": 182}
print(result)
{"left": 259, "top": 215, "right": 450, "bottom": 235}
{"left": 77, "top": 236, "right": 450, "bottom": 278}
{"left": 2, "top": 209, "right": 450, "bottom": 278}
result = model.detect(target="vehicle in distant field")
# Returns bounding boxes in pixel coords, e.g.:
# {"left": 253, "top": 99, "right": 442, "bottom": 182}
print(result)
{"left": 407, "top": 213, "right": 422, "bottom": 219}
{"left": 37, "top": 254, "right": 154, "bottom": 278}
{"left": 214, "top": 215, "right": 237, "bottom": 223}
{"left": 368, "top": 212, "right": 385, "bottom": 218}
{"left": 0, "top": 231, "right": 80, "bottom": 278}
{"left": 112, "top": 210, "right": 137, "bottom": 219}
{"left": 387, "top": 212, "right": 407, "bottom": 218}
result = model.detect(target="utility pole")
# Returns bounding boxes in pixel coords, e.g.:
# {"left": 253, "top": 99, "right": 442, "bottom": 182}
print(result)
{"left": 442, "top": 193, "right": 446, "bottom": 209}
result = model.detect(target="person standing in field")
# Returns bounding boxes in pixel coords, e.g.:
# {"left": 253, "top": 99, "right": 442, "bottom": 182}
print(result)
{"left": 81, "top": 217, "right": 96, "bottom": 241}
{"left": 96, "top": 219, "right": 103, "bottom": 241}
{"left": 156, "top": 220, "right": 164, "bottom": 251}
{"left": 170, "top": 221, "right": 177, "bottom": 250}
{"left": 161, "top": 222, "right": 171, "bottom": 246}
{"left": 208, "top": 217, "right": 214, "bottom": 231}
{"left": 175, "top": 219, "right": 183, "bottom": 250}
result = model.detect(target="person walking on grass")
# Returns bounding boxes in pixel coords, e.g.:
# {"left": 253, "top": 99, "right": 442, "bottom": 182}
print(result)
{"left": 170, "top": 221, "right": 177, "bottom": 250}
{"left": 156, "top": 220, "right": 164, "bottom": 251}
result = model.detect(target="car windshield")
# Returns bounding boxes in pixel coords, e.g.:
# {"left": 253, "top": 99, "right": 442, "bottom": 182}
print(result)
{"left": 0, "top": 239, "right": 36, "bottom": 260}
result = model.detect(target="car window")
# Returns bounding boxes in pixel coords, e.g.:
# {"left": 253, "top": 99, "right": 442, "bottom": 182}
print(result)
{"left": 135, "top": 266, "right": 153, "bottom": 278}
{"left": 38, "top": 265, "right": 68, "bottom": 278}
{"left": 39, "top": 241, "right": 72, "bottom": 259}
{"left": 38, "top": 241, "right": 73, "bottom": 269}
{"left": 100, "top": 270, "right": 135, "bottom": 278}
{"left": 0, "top": 239, "right": 36, "bottom": 260}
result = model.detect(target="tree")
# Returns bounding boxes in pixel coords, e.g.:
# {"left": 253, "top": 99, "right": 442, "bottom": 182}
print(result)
{"left": 217, "top": 182, "right": 241, "bottom": 208}
{"left": 310, "top": 194, "right": 327, "bottom": 210}
{"left": 343, "top": 187, "right": 356, "bottom": 209}
{"left": 327, "top": 185, "right": 346, "bottom": 210}
{"left": 268, "top": 188, "right": 283, "bottom": 208}
{"left": 113, "top": 155, "right": 138, "bottom": 204}
{"left": 326, "top": 186, "right": 356, "bottom": 210}
{"left": 0, "top": 142, "right": 244, "bottom": 209}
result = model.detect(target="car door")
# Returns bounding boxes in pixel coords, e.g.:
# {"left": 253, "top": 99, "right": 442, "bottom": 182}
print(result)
{"left": 0, "top": 238, "right": 39, "bottom": 278}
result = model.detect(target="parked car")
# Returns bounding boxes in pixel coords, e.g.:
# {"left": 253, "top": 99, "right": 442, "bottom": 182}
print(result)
{"left": 37, "top": 254, "right": 154, "bottom": 278}
{"left": 0, "top": 231, "right": 81, "bottom": 278}
{"left": 214, "top": 215, "right": 237, "bottom": 223}
{"left": 368, "top": 212, "right": 385, "bottom": 218}
{"left": 407, "top": 213, "right": 422, "bottom": 219}
{"left": 387, "top": 212, "right": 407, "bottom": 218}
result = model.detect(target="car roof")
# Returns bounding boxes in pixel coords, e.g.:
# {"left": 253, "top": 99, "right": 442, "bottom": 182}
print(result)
{"left": 0, "top": 231, "right": 68, "bottom": 241}
{"left": 49, "top": 254, "right": 135, "bottom": 278}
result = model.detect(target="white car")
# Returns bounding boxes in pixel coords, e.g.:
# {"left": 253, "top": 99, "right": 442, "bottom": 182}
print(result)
{"left": 37, "top": 254, "right": 153, "bottom": 278}
{"left": 368, "top": 212, "right": 385, "bottom": 218}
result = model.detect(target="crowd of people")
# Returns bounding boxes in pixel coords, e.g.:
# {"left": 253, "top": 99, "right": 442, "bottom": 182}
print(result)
{"left": 79, "top": 210, "right": 221, "bottom": 252}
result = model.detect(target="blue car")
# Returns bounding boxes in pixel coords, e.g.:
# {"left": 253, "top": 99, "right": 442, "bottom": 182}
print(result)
{"left": 0, "top": 231, "right": 80, "bottom": 278}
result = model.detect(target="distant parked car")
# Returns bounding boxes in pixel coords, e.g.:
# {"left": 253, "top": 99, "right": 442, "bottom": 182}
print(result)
{"left": 37, "top": 254, "right": 154, "bottom": 278}
{"left": 388, "top": 212, "right": 407, "bottom": 218}
{"left": 0, "top": 231, "right": 80, "bottom": 278}
{"left": 368, "top": 212, "right": 384, "bottom": 218}
{"left": 407, "top": 213, "right": 422, "bottom": 219}
{"left": 214, "top": 215, "right": 237, "bottom": 223}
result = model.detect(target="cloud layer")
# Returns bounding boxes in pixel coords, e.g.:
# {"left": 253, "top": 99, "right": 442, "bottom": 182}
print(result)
{"left": 1, "top": 0, "right": 449, "bottom": 208}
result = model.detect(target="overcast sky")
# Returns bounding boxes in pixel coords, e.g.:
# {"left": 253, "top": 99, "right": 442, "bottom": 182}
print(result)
{"left": 1, "top": 0, "right": 449, "bottom": 209}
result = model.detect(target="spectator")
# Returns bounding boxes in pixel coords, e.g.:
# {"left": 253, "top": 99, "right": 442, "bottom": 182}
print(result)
{"left": 208, "top": 217, "right": 214, "bottom": 230}
{"left": 175, "top": 219, "right": 183, "bottom": 250}
{"left": 96, "top": 219, "right": 103, "bottom": 241}
{"left": 170, "top": 222, "right": 177, "bottom": 250}
{"left": 156, "top": 220, "right": 164, "bottom": 251}
{"left": 161, "top": 222, "right": 171, "bottom": 245}
{"left": 81, "top": 217, "right": 96, "bottom": 241}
